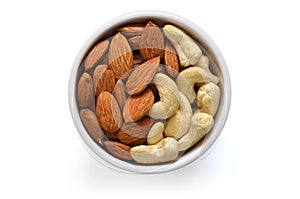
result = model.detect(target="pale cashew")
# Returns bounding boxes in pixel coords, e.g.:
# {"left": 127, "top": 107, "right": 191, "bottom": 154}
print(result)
{"left": 197, "top": 83, "right": 220, "bottom": 116}
{"left": 149, "top": 73, "right": 180, "bottom": 119}
{"left": 130, "top": 137, "right": 179, "bottom": 164}
{"left": 147, "top": 122, "right": 164, "bottom": 145}
{"left": 163, "top": 24, "right": 202, "bottom": 67}
{"left": 176, "top": 67, "right": 219, "bottom": 103}
{"left": 164, "top": 92, "right": 192, "bottom": 139}
{"left": 178, "top": 111, "right": 214, "bottom": 151}
{"left": 196, "top": 55, "right": 209, "bottom": 70}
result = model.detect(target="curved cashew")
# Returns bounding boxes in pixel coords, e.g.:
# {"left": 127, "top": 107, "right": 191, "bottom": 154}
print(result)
{"left": 164, "top": 92, "right": 192, "bottom": 139}
{"left": 176, "top": 67, "right": 219, "bottom": 103}
{"left": 196, "top": 55, "right": 209, "bottom": 70}
{"left": 147, "top": 122, "right": 164, "bottom": 145}
{"left": 178, "top": 111, "right": 214, "bottom": 151}
{"left": 130, "top": 137, "right": 179, "bottom": 164}
{"left": 149, "top": 73, "right": 180, "bottom": 119}
{"left": 163, "top": 24, "right": 202, "bottom": 67}
{"left": 197, "top": 83, "right": 220, "bottom": 116}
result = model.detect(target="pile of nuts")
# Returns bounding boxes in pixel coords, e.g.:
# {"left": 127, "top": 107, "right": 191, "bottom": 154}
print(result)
{"left": 77, "top": 21, "right": 220, "bottom": 164}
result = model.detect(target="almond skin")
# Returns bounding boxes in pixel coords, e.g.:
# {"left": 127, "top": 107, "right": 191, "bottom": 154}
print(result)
{"left": 126, "top": 56, "right": 160, "bottom": 95}
{"left": 96, "top": 91, "right": 122, "bottom": 133}
{"left": 103, "top": 141, "right": 133, "bottom": 161}
{"left": 113, "top": 79, "right": 127, "bottom": 110}
{"left": 80, "top": 109, "right": 104, "bottom": 145}
{"left": 123, "top": 88, "right": 154, "bottom": 122}
{"left": 108, "top": 32, "right": 134, "bottom": 79}
{"left": 117, "top": 23, "right": 145, "bottom": 37}
{"left": 164, "top": 40, "right": 179, "bottom": 77}
{"left": 139, "top": 21, "right": 164, "bottom": 60}
{"left": 128, "top": 36, "right": 141, "bottom": 50}
{"left": 77, "top": 72, "right": 94, "bottom": 108}
{"left": 117, "top": 117, "right": 152, "bottom": 146}
{"left": 84, "top": 40, "right": 109, "bottom": 71}
{"left": 93, "top": 65, "right": 115, "bottom": 96}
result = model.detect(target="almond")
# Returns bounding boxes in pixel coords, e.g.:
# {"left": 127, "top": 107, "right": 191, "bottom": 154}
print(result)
{"left": 128, "top": 36, "right": 141, "bottom": 50}
{"left": 108, "top": 33, "right": 133, "bottom": 79}
{"left": 103, "top": 141, "right": 133, "bottom": 161}
{"left": 139, "top": 21, "right": 164, "bottom": 60}
{"left": 84, "top": 40, "right": 109, "bottom": 71}
{"left": 117, "top": 117, "right": 152, "bottom": 146}
{"left": 104, "top": 131, "right": 118, "bottom": 141}
{"left": 80, "top": 109, "right": 104, "bottom": 145}
{"left": 123, "top": 88, "right": 154, "bottom": 122}
{"left": 164, "top": 40, "right": 179, "bottom": 77}
{"left": 77, "top": 72, "right": 94, "bottom": 108}
{"left": 93, "top": 65, "right": 115, "bottom": 96}
{"left": 96, "top": 91, "right": 122, "bottom": 133}
{"left": 125, "top": 56, "right": 160, "bottom": 95}
{"left": 117, "top": 23, "right": 145, "bottom": 37}
{"left": 113, "top": 79, "right": 126, "bottom": 110}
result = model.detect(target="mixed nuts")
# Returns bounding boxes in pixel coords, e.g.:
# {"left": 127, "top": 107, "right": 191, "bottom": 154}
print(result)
{"left": 77, "top": 21, "right": 221, "bottom": 164}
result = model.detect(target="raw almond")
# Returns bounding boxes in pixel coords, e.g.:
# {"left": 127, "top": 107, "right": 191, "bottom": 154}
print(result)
{"left": 80, "top": 109, "right": 104, "bottom": 145}
{"left": 117, "top": 117, "right": 152, "bottom": 146}
{"left": 104, "top": 131, "right": 118, "bottom": 141}
{"left": 128, "top": 36, "right": 141, "bottom": 50}
{"left": 123, "top": 88, "right": 154, "bottom": 122}
{"left": 117, "top": 23, "right": 145, "bottom": 37}
{"left": 84, "top": 40, "right": 109, "bottom": 71}
{"left": 139, "top": 21, "right": 164, "bottom": 60}
{"left": 77, "top": 72, "right": 94, "bottom": 108}
{"left": 126, "top": 56, "right": 160, "bottom": 95}
{"left": 108, "top": 32, "right": 133, "bottom": 79}
{"left": 103, "top": 141, "right": 133, "bottom": 161}
{"left": 93, "top": 65, "right": 115, "bottom": 96}
{"left": 164, "top": 40, "right": 179, "bottom": 77}
{"left": 96, "top": 91, "right": 122, "bottom": 133}
{"left": 113, "top": 79, "right": 127, "bottom": 110}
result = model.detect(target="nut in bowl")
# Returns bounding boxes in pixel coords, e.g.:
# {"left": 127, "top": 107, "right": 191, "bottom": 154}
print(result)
{"left": 69, "top": 11, "right": 231, "bottom": 173}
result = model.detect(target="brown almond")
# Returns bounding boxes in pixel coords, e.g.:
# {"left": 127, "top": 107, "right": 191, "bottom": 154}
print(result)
{"left": 77, "top": 72, "right": 94, "bottom": 108}
{"left": 164, "top": 40, "right": 179, "bottom": 77}
{"left": 113, "top": 79, "right": 127, "bottom": 110}
{"left": 108, "top": 32, "right": 133, "bottom": 79}
{"left": 80, "top": 109, "right": 104, "bottom": 145}
{"left": 117, "top": 117, "right": 152, "bottom": 146}
{"left": 84, "top": 40, "right": 109, "bottom": 71}
{"left": 117, "top": 23, "right": 145, "bottom": 37}
{"left": 128, "top": 36, "right": 141, "bottom": 50}
{"left": 123, "top": 88, "right": 154, "bottom": 122}
{"left": 96, "top": 91, "right": 122, "bottom": 133}
{"left": 139, "top": 21, "right": 164, "bottom": 60}
{"left": 126, "top": 56, "right": 160, "bottom": 95}
{"left": 103, "top": 141, "right": 133, "bottom": 161}
{"left": 104, "top": 131, "right": 118, "bottom": 141}
{"left": 93, "top": 65, "right": 115, "bottom": 96}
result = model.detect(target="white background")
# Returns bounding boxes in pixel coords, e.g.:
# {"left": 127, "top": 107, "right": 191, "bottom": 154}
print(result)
{"left": 0, "top": 0, "right": 299, "bottom": 198}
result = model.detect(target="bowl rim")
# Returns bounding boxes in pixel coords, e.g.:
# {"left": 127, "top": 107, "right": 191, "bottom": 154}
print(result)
{"left": 68, "top": 10, "right": 231, "bottom": 174}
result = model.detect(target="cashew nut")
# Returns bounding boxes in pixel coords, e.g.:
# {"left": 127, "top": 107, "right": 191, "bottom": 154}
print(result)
{"left": 149, "top": 73, "right": 180, "bottom": 119}
{"left": 178, "top": 111, "right": 214, "bottom": 151}
{"left": 196, "top": 55, "right": 209, "bottom": 70}
{"left": 176, "top": 67, "right": 219, "bottom": 103}
{"left": 164, "top": 92, "right": 192, "bottom": 139}
{"left": 147, "top": 122, "right": 164, "bottom": 145}
{"left": 197, "top": 83, "right": 220, "bottom": 116}
{"left": 130, "top": 137, "right": 179, "bottom": 164}
{"left": 163, "top": 24, "right": 202, "bottom": 67}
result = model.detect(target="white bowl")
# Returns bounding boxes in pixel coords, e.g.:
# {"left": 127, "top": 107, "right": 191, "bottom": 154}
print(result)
{"left": 68, "top": 11, "right": 231, "bottom": 174}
